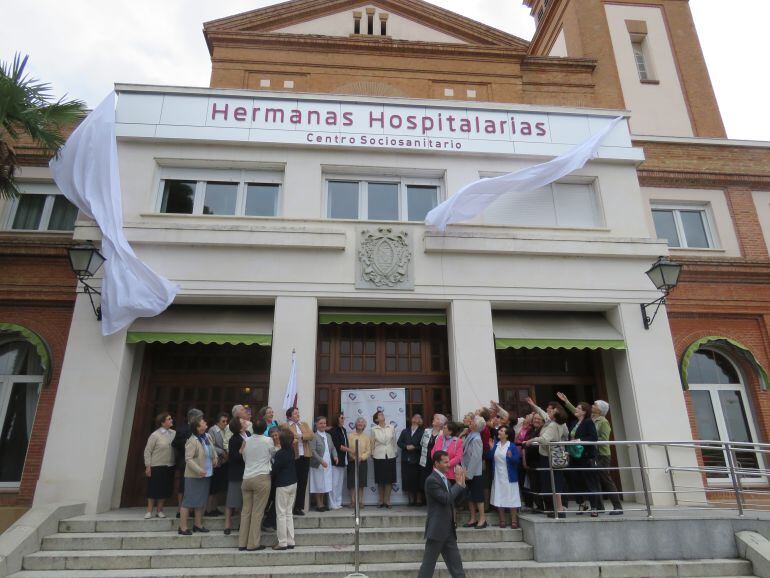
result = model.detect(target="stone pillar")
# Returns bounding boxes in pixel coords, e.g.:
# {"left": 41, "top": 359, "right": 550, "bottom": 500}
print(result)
{"left": 34, "top": 294, "right": 136, "bottom": 513}
{"left": 446, "top": 300, "right": 499, "bottom": 420}
{"left": 607, "top": 303, "right": 705, "bottom": 506}
{"left": 268, "top": 296, "right": 318, "bottom": 424}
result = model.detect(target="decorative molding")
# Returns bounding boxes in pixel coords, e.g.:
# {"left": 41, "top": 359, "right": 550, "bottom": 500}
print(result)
{"left": 203, "top": 0, "right": 530, "bottom": 51}
{"left": 637, "top": 170, "right": 770, "bottom": 190}
{"left": 356, "top": 227, "right": 413, "bottom": 290}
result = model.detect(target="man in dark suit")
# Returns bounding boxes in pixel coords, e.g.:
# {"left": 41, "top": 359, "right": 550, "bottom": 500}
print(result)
{"left": 418, "top": 450, "right": 467, "bottom": 578}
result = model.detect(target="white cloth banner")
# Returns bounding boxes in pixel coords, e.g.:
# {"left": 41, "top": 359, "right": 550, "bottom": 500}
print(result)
{"left": 341, "top": 388, "right": 407, "bottom": 505}
{"left": 50, "top": 92, "right": 179, "bottom": 335}
{"left": 425, "top": 116, "right": 624, "bottom": 231}
{"left": 282, "top": 350, "right": 298, "bottom": 412}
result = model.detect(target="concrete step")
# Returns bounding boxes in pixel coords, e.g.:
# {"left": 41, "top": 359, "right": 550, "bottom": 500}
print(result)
{"left": 22, "top": 542, "right": 534, "bottom": 571}
{"left": 42, "top": 525, "right": 523, "bottom": 550}
{"left": 9, "top": 558, "right": 756, "bottom": 577}
{"left": 58, "top": 508, "right": 508, "bottom": 533}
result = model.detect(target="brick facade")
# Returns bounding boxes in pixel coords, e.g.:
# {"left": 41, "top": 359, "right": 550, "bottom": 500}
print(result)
{"left": 636, "top": 140, "right": 770, "bottom": 465}
{"left": 0, "top": 234, "right": 76, "bottom": 507}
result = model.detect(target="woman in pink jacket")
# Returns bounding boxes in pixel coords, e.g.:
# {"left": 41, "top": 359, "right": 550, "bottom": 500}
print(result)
{"left": 431, "top": 421, "right": 464, "bottom": 482}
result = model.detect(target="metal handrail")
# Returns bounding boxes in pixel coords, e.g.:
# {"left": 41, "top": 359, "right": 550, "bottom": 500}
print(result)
{"left": 345, "top": 440, "right": 366, "bottom": 578}
{"left": 523, "top": 438, "right": 770, "bottom": 519}
{"left": 354, "top": 440, "right": 361, "bottom": 572}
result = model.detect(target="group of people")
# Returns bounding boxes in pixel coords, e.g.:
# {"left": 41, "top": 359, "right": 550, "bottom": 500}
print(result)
{"left": 417, "top": 394, "right": 623, "bottom": 578}
{"left": 142, "top": 392, "right": 622, "bottom": 557}
{"left": 143, "top": 404, "right": 312, "bottom": 550}
{"left": 515, "top": 393, "right": 623, "bottom": 518}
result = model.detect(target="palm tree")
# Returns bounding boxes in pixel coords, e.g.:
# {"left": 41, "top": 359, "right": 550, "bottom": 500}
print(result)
{"left": 0, "top": 54, "right": 87, "bottom": 198}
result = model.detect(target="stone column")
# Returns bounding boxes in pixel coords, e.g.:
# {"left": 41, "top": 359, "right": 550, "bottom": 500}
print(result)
{"left": 34, "top": 294, "right": 136, "bottom": 513}
{"left": 268, "top": 296, "right": 318, "bottom": 424}
{"left": 446, "top": 300, "right": 499, "bottom": 419}
{"left": 607, "top": 303, "right": 705, "bottom": 506}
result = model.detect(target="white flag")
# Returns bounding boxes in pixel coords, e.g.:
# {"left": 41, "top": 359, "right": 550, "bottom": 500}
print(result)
{"left": 425, "top": 116, "right": 624, "bottom": 231}
{"left": 282, "top": 350, "right": 298, "bottom": 411}
{"left": 50, "top": 92, "right": 179, "bottom": 336}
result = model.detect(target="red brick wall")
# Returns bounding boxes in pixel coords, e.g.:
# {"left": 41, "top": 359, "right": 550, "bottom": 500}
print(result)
{"left": 0, "top": 234, "right": 76, "bottom": 507}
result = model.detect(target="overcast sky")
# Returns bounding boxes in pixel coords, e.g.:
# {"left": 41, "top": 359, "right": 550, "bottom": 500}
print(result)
{"left": 2, "top": 1, "right": 766, "bottom": 141}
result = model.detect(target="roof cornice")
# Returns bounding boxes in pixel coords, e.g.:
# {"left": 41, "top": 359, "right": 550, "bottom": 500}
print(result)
{"left": 203, "top": 0, "right": 530, "bottom": 54}
{"left": 205, "top": 31, "right": 534, "bottom": 62}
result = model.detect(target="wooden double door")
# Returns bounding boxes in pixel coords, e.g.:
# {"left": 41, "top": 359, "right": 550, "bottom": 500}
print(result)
{"left": 314, "top": 324, "right": 452, "bottom": 421}
{"left": 121, "top": 342, "right": 271, "bottom": 507}
{"left": 496, "top": 347, "right": 605, "bottom": 416}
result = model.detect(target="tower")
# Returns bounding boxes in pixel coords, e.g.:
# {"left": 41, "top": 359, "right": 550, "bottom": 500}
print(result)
{"left": 523, "top": 0, "right": 726, "bottom": 138}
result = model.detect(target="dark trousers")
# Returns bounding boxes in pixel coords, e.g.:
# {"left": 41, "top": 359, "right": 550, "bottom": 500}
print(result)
{"left": 569, "top": 459, "right": 602, "bottom": 511}
{"left": 263, "top": 480, "right": 277, "bottom": 527}
{"left": 293, "top": 456, "right": 310, "bottom": 512}
{"left": 596, "top": 454, "right": 623, "bottom": 509}
{"left": 418, "top": 536, "right": 466, "bottom": 578}
{"left": 518, "top": 464, "right": 532, "bottom": 508}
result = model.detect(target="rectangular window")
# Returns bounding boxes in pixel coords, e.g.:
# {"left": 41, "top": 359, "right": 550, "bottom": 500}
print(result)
{"left": 5, "top": 187, "right": 78, "bottom": 232}
{"left": 245, "top": 184, "right": 279, "bottom": 217}
{"left": 202, "top": 182, "right": 238, "bottom": 216}
{"left": 12, "top": 195, "right": 46, "bottom": 230}
{"left": 328, "top": 181, "right": 360, "bottom": 219}
{"left": 651, "top": 206, "right": 714, "bottom": 248}
{"left": 482, "top": 180, "right": 601, "bottom": 228}
{"left": 156, "top": 170, "right": 282, "bottom": 217}
{"left": 367, "top": 12, "right": 374, "bottom": 35}
{"left": 407, "top": 185, "right": 438, "bottom": 222}
{"left": 367, "top": 182, "right": 399, "bottom": 221}
{"left": 325, "top": 177, "right": 441, "bottom": 222}
{"left": 632, "top": 41, "right": 649, "bottom": 81}
{"left": 161, "top": 180, "right": 196, "bottom": 214}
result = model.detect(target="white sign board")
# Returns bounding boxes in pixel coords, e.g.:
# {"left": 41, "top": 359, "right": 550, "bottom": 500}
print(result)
{"left": 115, "top": 89, "right": 638, "bottom": 159}
{"left": 340, "top": 387, "right": 407, "bottom": 505}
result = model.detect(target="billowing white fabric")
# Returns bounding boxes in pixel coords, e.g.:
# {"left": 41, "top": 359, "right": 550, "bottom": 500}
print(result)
{"left": 49, "top": 92, "right": 179, "bottom": 336}
{"left": 425, "top": 116, "right": 624, "bottom": 231}
{"left": 282, "top": 351, "right": 298, "bottom": 411}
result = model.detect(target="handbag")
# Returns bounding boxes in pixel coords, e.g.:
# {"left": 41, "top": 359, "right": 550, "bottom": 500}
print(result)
{"left": 567, "top": 444, "right": 584, "bottom": 459}
{"left": 549, "top": 444, "right": 570, "bottom": 469}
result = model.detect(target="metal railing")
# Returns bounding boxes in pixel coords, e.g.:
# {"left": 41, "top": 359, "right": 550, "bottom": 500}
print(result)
{"left": 345, "top": 439, "right": 366, "bottom": 578}
{"left": 525, "top": 438, "right": 770, "bottom": 518}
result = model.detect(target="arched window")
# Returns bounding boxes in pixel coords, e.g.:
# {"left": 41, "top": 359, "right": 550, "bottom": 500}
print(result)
{"left": 0, "top": 340, "right": 44, "bottom": 486}
{"left": 688, "top": 348, "right": 763, "bottom": 480}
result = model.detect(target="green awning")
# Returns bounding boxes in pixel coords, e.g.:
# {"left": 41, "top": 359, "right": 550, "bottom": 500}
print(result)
{"left": 127, "top": 306, "right": 274, "bottom": 347}
{"left": 0, "top": 322, "right": 52, "bottom": 383}
{"left": 127, "top": 332, "right": 272, "bottom": 346}
{"left": 495, "top": 338, "right": 626, "bottom": 350}
{"left": 680, "top": 336, "right": 769, "bottom": 390}
{"left": 319, "top": 312, "right": 447, "bottom": 326}
{"left": 493, "top": 311, "right": 626, "bottom": 351}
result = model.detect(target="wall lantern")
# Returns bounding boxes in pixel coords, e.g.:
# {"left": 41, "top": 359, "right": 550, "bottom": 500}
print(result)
{"left": 641, "top": 256, "right": 682, "bottom": 330}
{"left": 67, "top": 242, "right": 106, "bottom": 321}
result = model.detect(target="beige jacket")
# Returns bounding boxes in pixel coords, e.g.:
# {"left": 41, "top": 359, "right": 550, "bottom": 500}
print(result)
{"left": 288, "top": 420, "right": 314, "bottom": 458}
{"left": 347, "top": 431, "right": 371, "bottom": 461}
{"left": 371, "top": 424, "right": 397, "bottom": 460}
{"left": 184, "top": 434, "right": 219, "bottom": 478}
{"left": 143, "top": 428, "right": 176, "bottom": 468}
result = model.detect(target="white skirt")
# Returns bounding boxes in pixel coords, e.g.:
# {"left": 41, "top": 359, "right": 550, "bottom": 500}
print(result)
{"left": 310, "top": 438, "right": 333, "bottom": 494}
{"left": 491, "top": 443, "right": 521, "bottom": 509}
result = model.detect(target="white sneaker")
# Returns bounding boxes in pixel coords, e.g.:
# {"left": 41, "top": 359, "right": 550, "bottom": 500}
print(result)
{"left": 157, "top": 512, "right": 167, "bottom": 518}
{"left": 144, "top": 512, "right": 153, "bottom": 519}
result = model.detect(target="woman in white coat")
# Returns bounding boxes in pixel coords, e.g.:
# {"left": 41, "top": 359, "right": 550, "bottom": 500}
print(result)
{"left": 309, "top": 416, "right": 338, "bottom": 512}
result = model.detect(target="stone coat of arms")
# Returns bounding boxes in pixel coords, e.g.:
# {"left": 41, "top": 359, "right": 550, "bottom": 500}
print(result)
{"left": 357, "top": 227, "right": 413, "bottom": 289}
